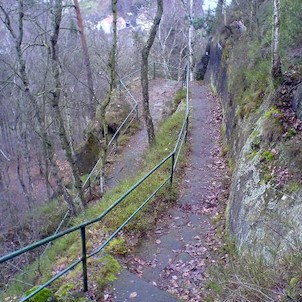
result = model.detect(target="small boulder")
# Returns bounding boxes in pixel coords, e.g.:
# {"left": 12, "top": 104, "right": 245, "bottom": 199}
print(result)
{"left": 195, "top": 39, "right": 211, "bottom": 81}
{"left": 292, "top": 83, "right": 302, "bottom": 120}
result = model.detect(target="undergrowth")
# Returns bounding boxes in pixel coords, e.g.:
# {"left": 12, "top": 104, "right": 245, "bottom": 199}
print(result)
{"left": 1, "top": 100, "right": 188, "bottom": 301}
{"left": 205, "top": 244, "right": 302, "bottom": 302}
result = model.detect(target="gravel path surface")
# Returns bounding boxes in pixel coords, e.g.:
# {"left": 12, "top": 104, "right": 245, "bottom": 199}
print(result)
{"left": 110, "top": 82, "right": 228, "bottom": 302}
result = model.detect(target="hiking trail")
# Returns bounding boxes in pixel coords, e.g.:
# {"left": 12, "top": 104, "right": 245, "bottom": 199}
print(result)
{"left": 107, "top": 82, "right": 228, "bottom": 302}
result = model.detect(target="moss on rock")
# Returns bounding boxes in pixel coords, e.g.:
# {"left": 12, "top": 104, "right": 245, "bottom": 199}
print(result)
{"left": 24, "top": 286, "right": 56, "bottom": 302}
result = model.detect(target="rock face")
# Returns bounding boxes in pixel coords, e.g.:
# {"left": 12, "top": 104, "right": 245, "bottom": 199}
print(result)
{"left": 76, "top": 132, "right": 102, "bottom": 175}
{"left": 195, "top": 40, "right": 211, "bottom": 81}
{"left": 292, "top": 84, "right": 302, "bottom": 120}
{"left": 75, "top": 93, "right": 131, "bottom": 175}
{"left": 205, "top": 28, "right": 302, "bottom": 261}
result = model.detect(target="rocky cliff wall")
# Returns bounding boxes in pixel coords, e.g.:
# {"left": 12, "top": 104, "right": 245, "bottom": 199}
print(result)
{"left": 204, "top": 15, "right": 302, "bottom": 261}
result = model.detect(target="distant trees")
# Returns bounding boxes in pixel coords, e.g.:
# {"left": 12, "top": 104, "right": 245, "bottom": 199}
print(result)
{"left": 0, "top": 0, "right": 206, "bottom": 241}
{"left": 0, "top": 0, "right": 119, "bottom": 212}
{"left": 157, "top": 0, "right": 185, "bottom": 78}
{"left": 141, "top": 0, "right": 164, "bottom": 146}
{"left": 0, "top": 0, "right": 84, "bottom": 214}
{"left": 216, "top": 0, "right": 226, "bottom": 25}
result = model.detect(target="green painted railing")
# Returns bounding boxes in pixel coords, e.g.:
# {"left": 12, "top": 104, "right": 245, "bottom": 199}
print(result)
{"left": 0, "top": 64, "right": 190, "bottom": 302}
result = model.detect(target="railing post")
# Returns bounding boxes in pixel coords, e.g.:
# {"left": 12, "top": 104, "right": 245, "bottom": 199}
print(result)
{"left": 153, "top": 62, "right": 156, "bottom": 80}
{"left": 136, "top": 104, "right": 139, "bottom": 121}
{"left": 80, "top": 226, "right": 88, "bottom": 292}
{"left": 115, "top": 135, "right": 118, "bottom": 153}
{"left": 170, "top": 152, "right": 175, "bottom": 186}
{"left": 185, "top": 115, "right": 189, "bottom": 143}
{"left": 88, "top": 178, "right": 92, "bottom": 197}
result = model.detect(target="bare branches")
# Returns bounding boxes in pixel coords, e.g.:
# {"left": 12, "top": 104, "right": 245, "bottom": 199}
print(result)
{"left": 0, "top": 4, "right": 17, "bottom": 40}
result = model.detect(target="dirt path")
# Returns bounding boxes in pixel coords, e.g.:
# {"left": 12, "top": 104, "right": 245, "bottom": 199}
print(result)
{"left": 106, "top": 79, "right": 181, "bottom": 189}
{"left": 110, "top": 83, "right": 228, "bottom": 302}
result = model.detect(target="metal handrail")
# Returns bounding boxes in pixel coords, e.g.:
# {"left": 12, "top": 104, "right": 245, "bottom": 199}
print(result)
{"left": 0, "top": 63, "right": 190, "bottom": 302}
{"left": 40, "top": 63, "right": 157, "bottom": 259}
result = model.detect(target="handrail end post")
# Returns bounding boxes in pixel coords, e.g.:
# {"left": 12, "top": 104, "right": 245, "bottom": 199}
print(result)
{"left": 88, "top": 178, "right": 92, "bottom": 197}
{"left": 80, "top": 226, "right": 88, "bottom": 292}
{"left": 185, "top": 115, "right": 189, "bottom": 143}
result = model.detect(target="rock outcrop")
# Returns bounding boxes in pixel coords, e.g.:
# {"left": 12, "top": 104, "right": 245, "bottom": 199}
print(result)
{"left": 205, "top": 19, "right": 302, "bottom": 261}
{"left": 292, "top": 84, "right": 302, "bottom": 121}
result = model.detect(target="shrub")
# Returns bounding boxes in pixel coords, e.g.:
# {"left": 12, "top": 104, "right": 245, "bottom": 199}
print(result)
{"left": 93, "top": 255, "right": 121, "bottom": 294}
{"left": 105, "top": 237, "right": 128, "bottom": 256}
{"left": 204, "top": 250, "right": 302, "bottom": 302}
{"left": 262, "top": 108, "right": 284, "bottom": 144}
{"left": 261, "top": 150, "right": 275, "bottom": 162}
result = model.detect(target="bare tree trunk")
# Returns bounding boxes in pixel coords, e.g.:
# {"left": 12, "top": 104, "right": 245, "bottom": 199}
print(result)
{"left": 141, "top": 0, "right": 163, "bottom": 146}
{"left": 272, "top": 0, "right": 282, "bottom": 85}
{"left": 73, "top": 0, "right": 95, "bottom": 118}
{"left": 100, "top": 0, "right": 117, "bottom": 148}
{"left": 50, "top": 0, "right": 86, "bottom": 209}
{"left": 0, "top": 110, "right": 14, "bottom": 155}
{"left": 98, "top": 0, "right": 118, "bottom": 191}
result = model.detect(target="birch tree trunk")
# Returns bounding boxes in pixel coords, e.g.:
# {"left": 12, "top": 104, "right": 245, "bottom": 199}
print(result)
{"left": 188, "top": 0, "right": 193, "bottom": 81}
{"left": 272, "top": 0, "right": 283, "bottom": 85}
{"left": 141, "top": 0, "right": 163, "bottom": 146}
